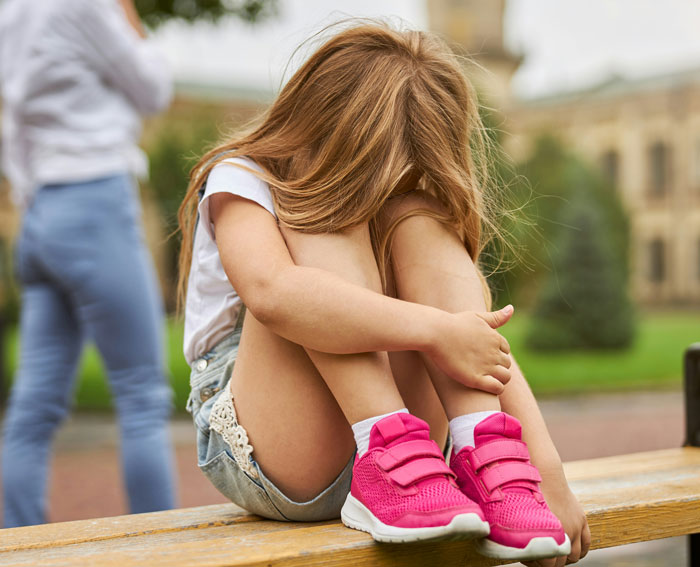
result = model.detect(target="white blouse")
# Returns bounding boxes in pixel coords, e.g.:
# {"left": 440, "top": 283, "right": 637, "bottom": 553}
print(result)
{"left": 0, "top": 0, "right": 172, "bottom": 206}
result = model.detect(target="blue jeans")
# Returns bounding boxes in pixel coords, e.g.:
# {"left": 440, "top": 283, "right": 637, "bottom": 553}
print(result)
{"left": 1, "top": 174, "right": 176, "bottom": 527}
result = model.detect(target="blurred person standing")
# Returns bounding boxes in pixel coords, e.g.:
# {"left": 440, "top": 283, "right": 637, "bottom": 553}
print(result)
{"left": 0, "top": 0, "right": 176, "bottom": 527}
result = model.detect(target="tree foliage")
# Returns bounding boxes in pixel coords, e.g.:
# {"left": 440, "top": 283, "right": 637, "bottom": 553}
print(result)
{"left": 485, "top": 134, "right": 631, "bottom": 308}
{"left": 525, "top": 193, "right": 636, "bottom": 350}
{"left": 470, "top": 107, "right": 527, "bottom": 307}
{"left": 134, "top": 0, "right": 278, "bottom": 27}
{"left": 518, "top": 136, "right": 630, "bottom": 276}
{"left": 522, "top": 137, "right": 636, "bottom": 350}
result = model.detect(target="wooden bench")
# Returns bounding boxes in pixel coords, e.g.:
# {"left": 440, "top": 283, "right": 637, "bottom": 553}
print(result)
{"left": 1, "top": 447, "right": 699, "bottom": 567}
{"left": 2, "top": 344, "right": 699, "bottom": 566}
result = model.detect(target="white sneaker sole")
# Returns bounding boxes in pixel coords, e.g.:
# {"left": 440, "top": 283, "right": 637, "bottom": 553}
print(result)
{"left": 340, "top": 494, "right": 490, "bottom": 543}
{"left": 476, "top": 534, "right": 571, "bottom": 560}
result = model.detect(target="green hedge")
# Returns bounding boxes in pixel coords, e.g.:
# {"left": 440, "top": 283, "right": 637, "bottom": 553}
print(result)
{"left": 504, "top": 311, "right": 696, "bottom": 394}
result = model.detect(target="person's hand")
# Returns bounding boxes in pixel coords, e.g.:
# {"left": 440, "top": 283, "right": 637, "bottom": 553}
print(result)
{"left": 426, "top": 305, "right": 513, "bottom": 394}
{"left": 523, "top": 468, "right": 591, "bottom": 567}
{"left": 118, "top": 0, "right": 147, "bottom": 38}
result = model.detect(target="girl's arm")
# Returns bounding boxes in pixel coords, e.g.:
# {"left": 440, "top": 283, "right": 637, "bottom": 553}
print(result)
{"left": 211, "top": 193, "right": 513, "bottom": 395}
{"left": 500, "top": 359, "right": 591, "bottom": 565}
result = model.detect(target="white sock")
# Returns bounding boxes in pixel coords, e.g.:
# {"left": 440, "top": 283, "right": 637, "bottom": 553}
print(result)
{"left": 351, "top": 408, "right": 409, "bottom": 456}
{"left": 449, "top": 411, "right": 499, "bottom": 453}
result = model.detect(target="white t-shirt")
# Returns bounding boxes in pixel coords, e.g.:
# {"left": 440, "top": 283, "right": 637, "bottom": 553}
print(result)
{"left": 183, "top": 157, "right": 276, "bottom": 365}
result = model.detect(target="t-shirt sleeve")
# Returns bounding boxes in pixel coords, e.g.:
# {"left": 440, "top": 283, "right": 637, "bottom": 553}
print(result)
{"left": 198, "top": 158, "right": 276, "bottom": 242}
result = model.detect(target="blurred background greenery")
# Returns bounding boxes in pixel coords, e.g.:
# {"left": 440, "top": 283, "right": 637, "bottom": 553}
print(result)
{"left": 134, "top": 0, "right": 278, "bottom": 27}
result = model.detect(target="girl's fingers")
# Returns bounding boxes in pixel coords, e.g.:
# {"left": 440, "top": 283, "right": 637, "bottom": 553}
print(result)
{"left": 479, "top": 376, "right": 506, "bottom": 395}
{"left": 490, "top": 364, "right": 511, "bottom": 385}
{"left": 566, "top": 533, "right": 581, "bottom": 564}
{"left": 522, "top": 551, "right": 569, "bottom": 567}
{"left": 500, "top": 337, "right": 511, "bottom": 354}
{"left": 499, "top": 352, "right": 512, "bottom": 368}
{"left": 580, "top": 521, "right": 591, "bottom": 559}
{"left": 521, "top": 542, "right": 574, "bottom": 566}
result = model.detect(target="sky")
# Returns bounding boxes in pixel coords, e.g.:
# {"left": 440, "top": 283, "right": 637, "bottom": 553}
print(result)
{"left": 151, "top": 0, "right": 700, "bottom": 100}
{"left": 506, "top": 0, "right": 700, "bottom": 98}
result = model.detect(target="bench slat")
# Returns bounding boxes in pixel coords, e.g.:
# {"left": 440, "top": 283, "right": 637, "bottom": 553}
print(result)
{"left": 1, "top": 448, "right": 698, "bottom": 567}
{"left": 566, "top": 448, "right": 700, "bottom": 550}
{"left": 0, "top": 504, "right": 252, "bottom": 553}
{"left": 565, "top": 448, "right": 700, "bottom": 481}
{"left": 0, "top": 523, "right": 504, "bottom": 567}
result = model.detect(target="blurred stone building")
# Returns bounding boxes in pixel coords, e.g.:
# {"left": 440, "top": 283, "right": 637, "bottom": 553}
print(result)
{"left": 427, "top": 0, "right": 521, "bottom": 110}
{"left": 507, "top": 71, "right": 700, "bottom": 306}
{"left": 430, "top": 0, "right": 700, "bottom": 306}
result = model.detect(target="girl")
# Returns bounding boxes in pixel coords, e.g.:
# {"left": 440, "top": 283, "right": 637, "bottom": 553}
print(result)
{"left": 178, "top": 23, "right": 590, "bottom": 564}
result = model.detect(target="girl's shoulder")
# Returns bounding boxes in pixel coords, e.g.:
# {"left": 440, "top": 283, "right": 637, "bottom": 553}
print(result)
{"left": 202, "top": 156, "right": 276, "bottom": 221}
{"left": 208, "top": 156, "right": 267, "bottom": 188}
{"left": 213, "top": 155, "right": 265, "bottom": 174}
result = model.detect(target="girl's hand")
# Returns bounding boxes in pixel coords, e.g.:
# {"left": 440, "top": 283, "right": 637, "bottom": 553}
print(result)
{"left": 426, "top": 305, "right": 514, "bottom": 394}
{"left": 523, "top": 468, "right": 591, "bottom": 567}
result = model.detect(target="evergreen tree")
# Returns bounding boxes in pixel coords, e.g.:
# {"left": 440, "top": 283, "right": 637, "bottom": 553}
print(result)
{"left": 525, "top": 191, "right": 636, "bottom": 350}
{"left": 488, "top": 134, "right": 631, "bottom": 310}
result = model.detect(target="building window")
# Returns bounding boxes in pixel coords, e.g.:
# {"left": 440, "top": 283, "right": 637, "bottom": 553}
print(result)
{"left": 601, "top": 149, "right": 619, "bottom": 188}
{"left": 649, "top": 238, "right": 665, "bottom": 283}
{"left": 648, "top": 141, "right": 670, "bottom": 197}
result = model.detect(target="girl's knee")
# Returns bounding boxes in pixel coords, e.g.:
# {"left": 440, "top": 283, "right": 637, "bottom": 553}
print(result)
{"left": 280, "top": 222, "right": 383, "bottom": 292}
{"left": 382, "top": 190, "right": 446, "bottom": 219}
{"left": 377, "top": 190, "right": 453, "bottom": 238}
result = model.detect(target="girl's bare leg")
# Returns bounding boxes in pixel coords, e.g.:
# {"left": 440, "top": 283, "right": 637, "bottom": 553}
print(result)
{"left": 279, "top": 224, "right": 406, "bottom": 424}
{"left": 382, "top": 191, "right": 562, "bottom": 456}
{"left": 230, "top": 224, "right": 405, "bottom": 502}
{"left": 231, "top": 314, "right": 355, "bottom": 502}
{"left": 386, "top": 350, "right": 449, "bottom": 447}
{"left": 380, "top": 191, "right": 501, "bottom": 427}
{"left": 381, "top": 191, "right": 590, "bottom": 564}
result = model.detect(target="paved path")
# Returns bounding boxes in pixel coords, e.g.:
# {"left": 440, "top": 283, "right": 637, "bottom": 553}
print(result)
{"left": 0, "top": 389, "right": 688, "bottom": 565}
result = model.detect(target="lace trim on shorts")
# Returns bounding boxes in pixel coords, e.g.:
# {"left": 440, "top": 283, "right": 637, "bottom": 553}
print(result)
{"left": 209, "top": 387, "right": 259, "bottom": 480}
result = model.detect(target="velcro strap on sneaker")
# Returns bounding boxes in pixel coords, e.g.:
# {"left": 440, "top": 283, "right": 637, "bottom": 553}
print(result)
{"left": 480, "top": 462, "right": 542, "bottom": 493}
{"left": 388, "top": 457, "right": 455, "bottom": 488}
{"left": 468, "top": 440, "right": 530, "bottom": 470}
{"left": 377, "top": 440, "right": 444, "bottom": 471}
{"left": 373, "top": 413, "right": 409, "bottom": 443}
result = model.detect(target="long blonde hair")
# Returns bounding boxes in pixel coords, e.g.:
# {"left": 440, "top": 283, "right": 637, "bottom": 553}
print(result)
{"left": 177, "top": 22, "right": 499, "bottom": 309}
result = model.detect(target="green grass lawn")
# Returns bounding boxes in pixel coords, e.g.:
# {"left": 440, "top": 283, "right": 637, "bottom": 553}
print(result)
{"left": 500, "top": 311, "right": 699, "bottom": 395}
{"left": 1, "top": 312, "right": 698, "bottom": 411}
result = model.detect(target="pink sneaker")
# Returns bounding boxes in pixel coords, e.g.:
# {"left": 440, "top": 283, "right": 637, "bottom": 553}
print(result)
{"left": 341, "top": 412, "right": 489, "bottom": 543}
{"left": 450, "top": 413, "right": 571, "bottom": 560}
